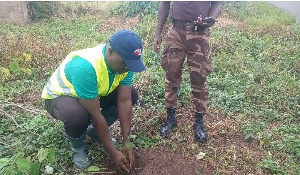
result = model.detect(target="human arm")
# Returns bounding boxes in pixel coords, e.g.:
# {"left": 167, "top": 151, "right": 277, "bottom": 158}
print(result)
{"left": 209, "top": 1, "right": 222, "bottom": 19}
{"left": 117, "top": 85, "right": 135, "bottom": 168}
{"left": 197, "top": 1, "right": 223, "bottom": 28}
{"left": 153, "top": 1, "right": 171, "bottom": 53}
{"left": 79, "top": 98, "right": 130, "bottom": 172}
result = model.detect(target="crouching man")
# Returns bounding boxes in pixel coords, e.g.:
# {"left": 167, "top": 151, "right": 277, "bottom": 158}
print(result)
{"left": 42, "top": 30, "right": 145, "bottom": 172}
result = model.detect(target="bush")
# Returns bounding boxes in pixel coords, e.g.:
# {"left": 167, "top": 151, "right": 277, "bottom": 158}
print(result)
{"left": 27, "top": 2, "right": 59, "bottom": 21}
{"left": 111, "top": 1, "right": 159, "bottom": 17}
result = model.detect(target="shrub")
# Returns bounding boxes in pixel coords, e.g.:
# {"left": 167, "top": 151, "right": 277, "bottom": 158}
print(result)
{"left": 27, "top": 2, "right": 59, "bottom": 21}
{"left": 111, "top": 1, "right": 159, "bottom": 17}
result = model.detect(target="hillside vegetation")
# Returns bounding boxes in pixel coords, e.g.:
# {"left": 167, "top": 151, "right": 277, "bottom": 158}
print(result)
{"left": 0, "top": 2, "right": 299, "bottom": 174}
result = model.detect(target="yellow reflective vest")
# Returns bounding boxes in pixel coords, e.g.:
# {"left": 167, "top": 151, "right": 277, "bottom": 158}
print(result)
{"left": 41, "top": 44, "right": 128, "bottom": 99}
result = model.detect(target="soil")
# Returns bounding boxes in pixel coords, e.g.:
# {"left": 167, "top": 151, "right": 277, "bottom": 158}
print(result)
{"left": 98, "top": 103, "right": 268, "bottom": 175}
{"left": 99, "top": 14, "right": 140, "bottom": 32}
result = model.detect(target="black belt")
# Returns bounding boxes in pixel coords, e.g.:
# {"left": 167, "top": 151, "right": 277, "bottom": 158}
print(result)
{"left": 173, "top": 20, "right": 206, "bottom": 31}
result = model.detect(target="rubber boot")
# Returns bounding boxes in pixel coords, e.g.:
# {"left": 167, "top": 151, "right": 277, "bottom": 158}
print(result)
{"left": 160, "top": 108, "right": 177, "bottom": 138}
{"left": 193, "top": 113, "right": 208, "bottom": 143}
{"left": 86, "top": 124, "right": 116, "bottom": 143}
{"left": 86, "top": 105, "right": 118, "bottom": 143}
{"left": 86, "top": 124, "right": 101, "bottom": 142}
{"left": 66, "top": 133, "right": 90, "bottom": 169}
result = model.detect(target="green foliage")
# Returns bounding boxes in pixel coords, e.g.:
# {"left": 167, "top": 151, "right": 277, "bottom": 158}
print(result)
{"left": 0, "top": 112, "right": 67, "bottom": 174}
{"left": 87, "top": 166, "right": 101, "bottom": 172}
{"left": 261, "top": 155, "right": 286, "bottom": 174}
{"left": 0, "top": 53, "right": 33, "bottom": 82}
{"left": 0, "top": 147, "right": 55, "bottom": 174}
{"left": 224, "top": 1, "right": 297, "bottom": 29}
{"left": 212, "top": 2, "right": 300, "bottom": 173}
{"left": 0, "top": 67, "right": 10, "bottom": 78}
{"left": 9, "top": 61, "right": 20, "bottom": 73}
{"left": 28, "top": 2, "right": 59, "bottom": 20}
{"left": 30, "top": 162, "right": 40, "bottom": 175}
{"left": 129, "top": 131, "right": 161, "bottom": 150}
{"left": 241, "top": 120, "right": 267, "bottom": 141}
{"left": 271, "top": 125, "right": 300, "bottom": 158}
{"left": 111, "top": 1, "right": 159, "bottom": 17}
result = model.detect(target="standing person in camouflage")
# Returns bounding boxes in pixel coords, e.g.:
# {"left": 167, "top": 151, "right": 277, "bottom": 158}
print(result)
{"left": 153, "top": 1, "right": 222, "bottom": 143}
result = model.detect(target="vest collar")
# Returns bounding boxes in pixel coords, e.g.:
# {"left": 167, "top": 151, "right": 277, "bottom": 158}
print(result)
{"left": 102, "top": 44, "right": 115, "bottom": 75}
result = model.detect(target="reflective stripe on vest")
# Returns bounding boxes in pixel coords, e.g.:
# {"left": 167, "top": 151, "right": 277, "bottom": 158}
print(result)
{"left": 41, "top": 44, "right": 128, "bottom": 99}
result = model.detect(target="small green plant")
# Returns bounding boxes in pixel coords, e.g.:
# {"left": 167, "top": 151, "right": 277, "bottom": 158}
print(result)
{"left": 87, "top": 166, "right": 101, "bottom": 172}
{"left": 261, "top": 154, "right": 286, "bottom": 174}
{"left": 0, "top": 147, "right": 56, "bottom": 175}
{"left": 196, "top": 170, "right": 202, "bottom": 175}
{"left": 128, "top": 131, "right": 161, "bottom": 150}
{"left": 0, "top": 52, "right": 33, "bottom": 81}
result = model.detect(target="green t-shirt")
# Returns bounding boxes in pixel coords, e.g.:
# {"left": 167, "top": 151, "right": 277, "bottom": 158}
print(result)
{"left": 64, "top": 45, "right": 134, "bottom": 99}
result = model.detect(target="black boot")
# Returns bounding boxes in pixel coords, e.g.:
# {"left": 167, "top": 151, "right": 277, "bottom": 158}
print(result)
{"left": 86, "top": 106, "right": 118, "bottom": 143}
{"left": 160, "top": 108, "right": 177, "bottom": 138}
{"left": 86, "top": 124, "right": 116, "bottom": 144}
{"left": 194, "top": 113, "right": 208, "bottom": 143}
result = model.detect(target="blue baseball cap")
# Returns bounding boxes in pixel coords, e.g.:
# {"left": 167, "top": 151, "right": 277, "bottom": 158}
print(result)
{"left": 109, "top": 30, "right": 145, "bottom": 72}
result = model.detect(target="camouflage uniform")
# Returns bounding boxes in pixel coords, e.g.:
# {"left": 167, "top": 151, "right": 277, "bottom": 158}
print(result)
{"left": 161, "top": 26, "right": 212, "bottom": 114}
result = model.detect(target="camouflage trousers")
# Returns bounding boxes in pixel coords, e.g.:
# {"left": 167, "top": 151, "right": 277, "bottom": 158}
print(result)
{"left": 161, "top": 26, "right": 212, "bottom": 114}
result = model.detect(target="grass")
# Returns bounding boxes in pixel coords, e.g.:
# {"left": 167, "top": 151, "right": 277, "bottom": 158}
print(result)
{"left": 0, "top": 1, "right": 299, "bottom": 174}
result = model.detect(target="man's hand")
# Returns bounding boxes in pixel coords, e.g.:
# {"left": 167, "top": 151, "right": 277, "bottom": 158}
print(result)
{"left": 153, "top": 35, "right": 162, "bottom": 53}
{"left": 122, "top": 146, "right": 135, "bottom": 169}
{"left": 110, "top": 150, "right": 130, "bottom": 172}
{"left": 196, "top": 16, "right": 217, "bottom": 28}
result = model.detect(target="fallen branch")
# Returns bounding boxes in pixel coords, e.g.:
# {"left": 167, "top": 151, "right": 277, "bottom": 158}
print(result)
{"left": 0, "top": 141, "right": 10, "bottom": 147}
{"left": 1, "top": 101, "right": 64, "bottom": 134}
{"left": 4, "top": 102, "right": 47, "bottom": 115}
{"left": 92, "top": 172, "right": 116, "bottom": 174}
{"left": 0, "top": 108, "right": 21, "bottom": 127}
{"left": 145, "top": 116, "right": 159, "bottom": 125}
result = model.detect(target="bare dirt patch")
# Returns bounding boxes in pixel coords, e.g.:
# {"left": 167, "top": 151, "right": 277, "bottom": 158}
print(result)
{"left": 215, "top": 15, "right": 245, "bottom": 29}
{"left": 97, "top": 101, "right": 269, "bottom": 175}
{"left": 99, "top": 14, "right": 140, "bottom": 32}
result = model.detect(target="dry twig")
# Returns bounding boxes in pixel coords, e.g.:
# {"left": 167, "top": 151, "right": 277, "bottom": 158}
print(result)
{"left": 0, "top": 101, "right": 64, "bottom": 133}
{"left": 4, "top": 102, "right": 47, "bottom": 115}
{"left": 0, "top": 108, "right": 21, "bottom": 127}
